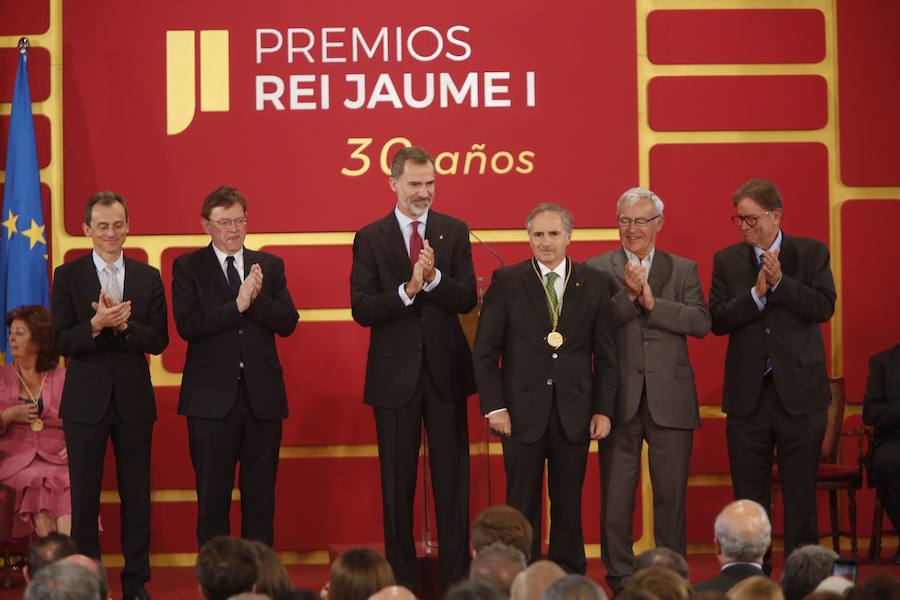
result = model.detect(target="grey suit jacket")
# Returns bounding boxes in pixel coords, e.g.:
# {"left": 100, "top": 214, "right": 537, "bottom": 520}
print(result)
{"left": 585, "top": 248, "right": 710, "bottom": 428}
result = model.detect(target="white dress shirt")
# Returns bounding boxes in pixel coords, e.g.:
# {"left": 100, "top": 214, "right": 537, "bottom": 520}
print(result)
{"left": 394, "top": 206, "right": 442, "bottom": 305}
{"left": 93, "top": 250, "right": 125, "bottom": 298}
{"left": 211, "top": 244, "right": 245, "bottom": 284}
{"left": 750, "top": 229, "right": 783, "bottom": 310}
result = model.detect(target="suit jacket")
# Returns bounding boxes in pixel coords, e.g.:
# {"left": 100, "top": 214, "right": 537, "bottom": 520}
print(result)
{"left": 473, "top": 259, "right": 618, "bottom": 443}
{"left": 173, "top": 245, "right": 298, "bottom": 420}
{"left": 350, "top": 210, "right": 477, "bottom": 407}
{"left": 693, "top": 563, "right": 766, "bottom": 592}
{"left": 585, "top": 249, "right": 710, "bottom": 428}
{"left": 710, "top": 234, "right": 836, "bottom": 416}
{"left": 862, "top": 344, "right": 900, "bottom": 451}
{"left": 52, "top": 254, "right": 168, "bottom": 424}
{"left": 0, "top": 365, "right": 66, "bottom": 481}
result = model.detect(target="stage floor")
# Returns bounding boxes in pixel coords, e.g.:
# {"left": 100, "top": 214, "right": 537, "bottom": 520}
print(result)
{"left": 2, "top": 555, "right": 898, "bottom": 600}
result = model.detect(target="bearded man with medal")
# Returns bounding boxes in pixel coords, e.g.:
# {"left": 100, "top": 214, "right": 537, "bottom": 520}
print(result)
{"left": 0, "top": 305, "right": 71, "bottom": 538}
{"left": 473, "top": 203, "right": 618, "bottom": 574}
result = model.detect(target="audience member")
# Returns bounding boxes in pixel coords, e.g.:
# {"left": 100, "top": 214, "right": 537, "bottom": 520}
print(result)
{"left": 727, "top": 576, "right": 784, "bottom": 600}
{"left": 616, "top": 589, "right": 661, "bottom": 600}
{"left": 445, "top": 580, "right": 505, "bottom": 600}
{"left": 695, "top": 500, "right": 770, "bottom": 592}
{"left": 633, "top": 548, "right": 689, "bottom": 581}
{"left": 471, "top": 505, "right": 534, "bottom": 561}
{"left": 327, "top": 548, "right": 395, "bottom": 600}
{"left": 368, "top": 585, "right": 417, "bottom": 600}
{"left": 197, "top": 536, "right": 258, "bottom": 600}
{"left": 543, "top": 574, "right": 607, "bottom": 600}
{"left": 280, "top": 589, "right": 321, "bottom": 600}
{"left": 815, "top": 576, "right": 854, "bottom": 597}
{"left": 627, "top": 567, "right": 690, "bottom": 600}
{"left": 802, "top": 592, "right": 843, "bottom": 600}
{"left": 510, "top": 560, "right": 565, "bottom": 600}
{"left": 24, "top": 561, "right": 101, "bottom": 600}
{"left": 62, "top": 554, "right": 109, "bottom": 600}
{"left": 248, "top": 540, "right": 292, "bottom": 599}
{"left": 470, "top": 542, "right": 526, "bottom": 594}
{"left": 24, "top": 531, "right": 77, "bottom": 582}
{"left": 848, "top": 573, "right": 900, "bottom": 600}
{"left": 781, "top": 546, "right": 837, "bottom": 600}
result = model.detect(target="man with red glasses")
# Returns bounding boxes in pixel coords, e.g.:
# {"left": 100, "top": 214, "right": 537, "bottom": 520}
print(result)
{"left": 710, "top": 178, "right": 835, "bottom": 565}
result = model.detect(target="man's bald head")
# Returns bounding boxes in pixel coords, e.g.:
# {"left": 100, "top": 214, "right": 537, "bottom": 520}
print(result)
{"left": 369, "top": 585, "right": 417, "bottom": 600}
{"left": 714, "top": 500, "right": 771, "bottom": 564}
{"left": 510, "top": 560, "right": 566, "bottom": 600}
{"left": 62, "top": 554, "right": 108, "bottom": 600}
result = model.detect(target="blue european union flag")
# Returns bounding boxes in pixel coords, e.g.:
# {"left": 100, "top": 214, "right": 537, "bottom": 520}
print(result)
{"left": 0, "top": 46, "right": 50, "bottom": 353}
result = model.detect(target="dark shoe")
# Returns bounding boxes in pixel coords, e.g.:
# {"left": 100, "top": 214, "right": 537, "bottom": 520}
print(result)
{"left": 123, "top": 589, "right": 152, "bottom": 600}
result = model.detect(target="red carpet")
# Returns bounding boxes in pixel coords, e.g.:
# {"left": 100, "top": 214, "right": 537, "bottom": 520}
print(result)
{"left": 1, "top": 556, "right": 898, "bottom": 600}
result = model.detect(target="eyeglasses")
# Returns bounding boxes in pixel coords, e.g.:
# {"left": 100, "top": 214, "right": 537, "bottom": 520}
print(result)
{"left": 208, "top": 217, "right": 248, "bottom": 229}
{"left": 730, "top": 212, "right": 771, "bottom": 227}
{"left": 617, "top": 215, "right": 661, "bottom": 228}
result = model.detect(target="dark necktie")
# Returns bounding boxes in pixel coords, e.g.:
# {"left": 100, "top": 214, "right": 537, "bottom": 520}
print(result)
{"left": 409, "top": 221, "right": 423, "bottom": 268}
{"left": 545, "top": 272, "right": 560, "bottom": 320}
{"left": 759, "top": 253, "right": 773, "bottom": 376}
{"left": 225, "top": 256, "right": 242, "bottom": 299}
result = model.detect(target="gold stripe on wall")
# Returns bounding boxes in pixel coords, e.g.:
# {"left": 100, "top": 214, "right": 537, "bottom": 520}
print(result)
{"left": 165, "top": 31, "right": 196, "bottom": 136}
{"left": 199, "top": 30, "right": 229, "bottom": 112}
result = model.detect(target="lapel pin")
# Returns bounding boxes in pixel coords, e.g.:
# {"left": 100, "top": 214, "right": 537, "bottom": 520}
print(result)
{"left": 439, "top": 234, "right": 444, "bottom": 240}
{"left": 575, "top": 282, "right": 581, "bottom": 287}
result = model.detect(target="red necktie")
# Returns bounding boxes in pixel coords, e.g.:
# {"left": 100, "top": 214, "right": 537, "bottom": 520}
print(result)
{"left": 409, "top": 221, "right": 423, "bottom": 268}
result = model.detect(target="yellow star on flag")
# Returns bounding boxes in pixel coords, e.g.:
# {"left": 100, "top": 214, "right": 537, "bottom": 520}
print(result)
{"left": 21, "top": 219, "right": 46, "bottom": 250}
{"left": 1, "top": 210, "right": 19, "bottom": 240}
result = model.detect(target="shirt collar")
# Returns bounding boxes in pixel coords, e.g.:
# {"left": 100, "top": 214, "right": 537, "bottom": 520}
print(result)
{"left": 753, "top": 229, "right": 783, "bottom": 258}
{"left": 211, "top": 243, "right": 244, "bottom": 266}
{"left": 394, "top": 206, "right": 429, "bottom": 230}
{"left": 92, "top": 250, "right": 124, "bottom": 272}
{"left": 536, "top": 257, "right": 568, "bottom": 280}
{"left": 721, "top": 561, "right": 764, "bottom": 571}
{"left": 623, "top": 247, "right": 655, "bottom": 268}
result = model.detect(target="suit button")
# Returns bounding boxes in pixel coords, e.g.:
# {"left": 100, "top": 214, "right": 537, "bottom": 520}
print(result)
{"left": 546, "top": 379, "right": 553, "bottom": 386}
{"left": 764, "top": 328, "right": 771, "bottom": 334}
{"left": 238, "top": 329, "right": 244, "bottom": 335}
{"left": 643, "top": 341, "right": 648, "bottom": 346}
{"left": 551, "top": 353, "right": 558, "bottom": 359}
{"left": 421, "top": 317, "right": 427, "bottom": 324}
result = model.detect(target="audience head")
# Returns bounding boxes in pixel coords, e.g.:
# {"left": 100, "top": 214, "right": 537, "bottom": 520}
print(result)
{"left": 543, "top": 574, "right": 607, "bottom": 600}
{"left": 727, "top": 575, "right": 784, "bottom": 600}
{"left": 848, "top": 573, "right": 900, "bottom": 600}
{"left": 25, "top": 531, "right": 78, "bottom": 582}
{"left": 247, "top": 540, "right": 291, "bottom": 599}
{"left": 445, "top": 579, "right": 506, "bottom": 600}
{"left": 815, "top": 576, "right": 855, "bottom": 597}
{"left": 368, "top": 585, "right": 417, "bottom": 600}
{"left": 279, "top": 589, "right": 322, "bottom": 600}
{"left": 692, "top": 592, "right": 727, "bottom": 600}
{"left": 24, "top": 561, "right": 101, "bottom": 600}
{"left": 627, "top": 567, "right": 690, "bottom": 600}
{"left": 327, "top": 547, "right": 395, "bottom": 600}
{"left": 471, "top": 505, "right": 533, "bottom": 561}
{"left": 713, "top": 500, "right": 771, "bottom": 565}
{"left": 781, "top": 545, "right": 838, "bottom": 600}
{"left": 196, "top": 536, "right": 258, "bottom": 600}
{"left": 61, "top": 554, "right": 108, "bottom": 600}
{"left": 510, "top": 560, "right": 565, "bottom": 600}
{"left": 616, "top": 590, "right": 662, "bottom": 600}
{"left": 470, "top": 542, "right": 526, "bottom": 593}
{"left": 633, "top": 547, "right": 689, "bottom": 581}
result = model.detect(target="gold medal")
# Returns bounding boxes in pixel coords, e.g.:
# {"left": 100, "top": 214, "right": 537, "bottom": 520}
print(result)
{"left": 547, "top": 331, "right": 564, "bottom": 349}
{"left": 31, "top": 418, "right": 44, "bottom": 432}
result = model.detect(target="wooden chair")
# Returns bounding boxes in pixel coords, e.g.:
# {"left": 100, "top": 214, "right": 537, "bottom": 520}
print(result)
{"left": 773, "top": 377, "right": 865, "bottom": 557}
{"left": 864, "top": 426, "right": 898, "bottom": 562}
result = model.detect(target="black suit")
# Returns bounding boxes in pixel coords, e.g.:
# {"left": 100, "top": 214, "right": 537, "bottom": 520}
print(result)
{"left": 52, "top": 253, "right": 168, "bottom": 595}
{"left": 862, "top": 344, "right": 900, "bottom": 534}
{"left": 710, "top": 233, "right": 836, "bottom": 557}
{"left": 173, "top": 244, "right": 298, "bottom": 545}
{"left": 693, "top": 563, "right": 766, "bottom": 593}
{"left": 350, "top": 210, "right": 476, "bottom": 591}
{"left": 473, "top": 259, "right": 617, "bottom": 573}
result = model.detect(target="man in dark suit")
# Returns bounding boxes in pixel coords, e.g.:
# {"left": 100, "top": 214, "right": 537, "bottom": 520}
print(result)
{"left": 585, "top": 187, "right": 710, "bottom": 592}
{"left": 473, "top": 204, "right": 617, "bottom": 574}
{"left": 52, "top": 191, "right": 168, "bottom": 600}
{"left": 172, "top": 186, "right": 298, "bottom": 547}
{"left": 350, "top": 146, "right": 476, "bottom": 591}
{"left": 862, "top": 343, "right": 900, "bottom": 564}
{"left": 710, "top": 178, "right": 836, "bottom": 559}
{"left": 694, "top": 500, "right": 770, "bottom": 592}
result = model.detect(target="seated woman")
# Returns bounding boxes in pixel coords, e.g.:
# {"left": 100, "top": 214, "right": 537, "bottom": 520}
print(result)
{"left": 0, "top": 305, "right": 70, "bottom": 537}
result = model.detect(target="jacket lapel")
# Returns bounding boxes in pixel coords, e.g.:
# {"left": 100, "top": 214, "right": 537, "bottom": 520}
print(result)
{"left": 558, "top": 259, "right": 584, "bottom": 331}
{"left": 203, "top": 244, "right": 232, "bottom": 301}
{"left": 522, "top": 259, "right": 553, "bottom": 332}
{"left": 778, "top": 233, "right": 798, "bottom": 279}
{"left": 380, "top": 212, "right": 413, "bottom": 280}
{"left": 647, "top": 249, "right": 673, "bottom": 294}
{"left": 609, "top": 249, "right": 627, "bottom": 285}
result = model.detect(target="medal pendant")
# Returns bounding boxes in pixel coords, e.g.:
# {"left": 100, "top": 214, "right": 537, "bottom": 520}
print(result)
{"left": 546, "top": 331, "right": 564, "bottom": 349}
{"left": 31, "top": 418, "right": 44, "bottom": 432}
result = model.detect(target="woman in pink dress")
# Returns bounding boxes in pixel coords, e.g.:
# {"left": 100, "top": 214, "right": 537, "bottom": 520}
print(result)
{"left": 0, "top": 305, "right": 70, "bottom": 537}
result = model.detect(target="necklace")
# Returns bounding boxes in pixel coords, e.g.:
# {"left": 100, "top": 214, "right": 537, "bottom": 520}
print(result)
{"left": 13, "top": 363, "right": 48, "bottom": 432}
{"left": 531, "top": 257, "right": 572, "bottom": 349}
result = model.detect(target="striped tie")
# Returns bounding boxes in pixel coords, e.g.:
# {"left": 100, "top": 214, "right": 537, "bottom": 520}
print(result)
{"left": 545, "top": 272, "right": 560, "bottom": 319}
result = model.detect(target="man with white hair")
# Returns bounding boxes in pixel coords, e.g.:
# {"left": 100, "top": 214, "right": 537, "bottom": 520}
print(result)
{"left": 694, "top": 499, "right": 771, "bottom": 592}
{"left": 586, "top": 187, "right": 710, "bottom": 592}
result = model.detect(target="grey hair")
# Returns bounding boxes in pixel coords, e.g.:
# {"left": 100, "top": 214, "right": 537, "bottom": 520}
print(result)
{"left": 525, "top": 203, "right": 573, "bottom": 234}
{"left": 24, "top": 562, "right": 101, "bottom": 600}
{"left": 543, "top": 575, "right": 607, "bottom": 600}
{"left": 713, "top": 500, "right": 771, "bottom": 562}
{"left": 617, "top": 187, "right": 664, "bottom": 216}
{"left": 470, "top": 542, "right": 527, "bottom": 593}
{"left": 781, "top": 545, "right": 838, "bottom": 600}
